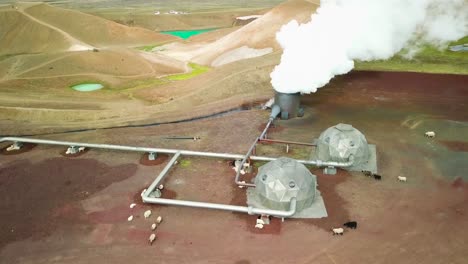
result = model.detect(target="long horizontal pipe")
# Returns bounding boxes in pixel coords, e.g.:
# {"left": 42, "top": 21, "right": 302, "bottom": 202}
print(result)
{"left": 143, "top": 196, "right": 297, "bottom": 217}
{"left": 0, "top": 137, "right": 353, "bottom": 167}
{"left": 259, "top": 138, "right": 317, "bottom": 147}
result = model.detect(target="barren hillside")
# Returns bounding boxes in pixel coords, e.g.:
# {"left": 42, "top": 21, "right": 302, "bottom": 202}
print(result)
{"left": 159, "top": 0, "right": 319, "bottom": 66}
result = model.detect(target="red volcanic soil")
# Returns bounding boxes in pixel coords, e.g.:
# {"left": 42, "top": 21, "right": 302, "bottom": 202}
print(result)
{"left": 438, "top": 141, "right": 468, "bottom": 152}
{"left": 258, "top": 122, "right": 285, "bottom": 133}
{"left": 300, "top": 169, "right": 351, "bottom": 231}
{"left": 139, "top": 153, "right": 169, "bottom": 166}
{"left": 0, "top": 158, "right": 137, "bottom": 248}
{"left": 304, "top": 71, "right": 468, "bottom": 121}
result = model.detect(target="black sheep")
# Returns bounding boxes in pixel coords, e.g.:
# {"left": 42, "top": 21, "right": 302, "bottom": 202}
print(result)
{"left": 373, "top": 174, "right": 382, "bottom": 180}
{"left": 362, "top": 170, "right": 373, "bottom": 177}
{"left": 343, "top": 221, "right": 358, "bottom": 229}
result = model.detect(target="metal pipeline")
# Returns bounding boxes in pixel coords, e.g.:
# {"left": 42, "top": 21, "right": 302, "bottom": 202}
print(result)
{"left": 141, "top": 152, "right": 296, "bottom": 217}
{"left": 0, "top": 137, "right": 353, "bottom": 168}
{"left": 258, "top": 138, "right": 317, "bottom": 147}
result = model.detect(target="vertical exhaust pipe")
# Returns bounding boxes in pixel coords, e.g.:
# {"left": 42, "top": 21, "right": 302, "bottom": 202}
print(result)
{"left": 274, "top": 92, "right": 304, "bottom": 120}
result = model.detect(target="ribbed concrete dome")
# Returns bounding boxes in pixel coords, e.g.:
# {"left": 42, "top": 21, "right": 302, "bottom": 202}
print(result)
{"left": 254, "top": 157, "right": 317, "bottom": 211}
{"left": 316, "top": 123, "right": 370, "bottom": 166}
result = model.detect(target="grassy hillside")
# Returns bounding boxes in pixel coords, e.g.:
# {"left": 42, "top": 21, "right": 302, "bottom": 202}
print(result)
{"left": 356, "top": 37, "right": 468, "bottom": 74}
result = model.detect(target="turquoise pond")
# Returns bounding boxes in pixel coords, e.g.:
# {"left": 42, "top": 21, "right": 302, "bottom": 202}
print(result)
{"left": 71, "top": 83, "right": 104, "bottom": 92}
{"left": 160, "top": 28, "right": 217, "bottom": 39}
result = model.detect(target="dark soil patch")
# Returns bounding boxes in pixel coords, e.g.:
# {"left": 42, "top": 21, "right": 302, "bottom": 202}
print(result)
{"left": 139, "top": 153, "right": 169, "bottom": 166}
{"left": 299, "top": 169, "right": 351, "bottom": 232}
{"left": 59, "top": 147, "right": 90, "bottom": 158}
{"left": 0, "top": 143, "right": 36, "bottom": 155}
{"left": 0, "top": 158, "right": 137, "bottom": 249}
{"left": 439, "top": 141, "right": 468, "bottom": 152}
{"left": 452, "top": 177, "right": 468, "bottom": 190}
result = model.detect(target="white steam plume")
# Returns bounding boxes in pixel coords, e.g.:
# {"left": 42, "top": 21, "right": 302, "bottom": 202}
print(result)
{"left": 270, "top": 0, "right": 468, "bottom": 94}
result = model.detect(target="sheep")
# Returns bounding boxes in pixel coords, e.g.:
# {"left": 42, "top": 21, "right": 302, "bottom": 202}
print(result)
{"left": 6, "top": 143, "right": 21, "bottom": 152}
{"left": 343, "top": 221, "right": 357, "bottom": 229}
{"left": 425, "top": 131, "right": 435, "bottom": 138}
{"left": 232, "top": 166, "right": 246, "bottom": 175}
{"left": 255, "top": 219, "right": 265, "bottom": 229}
{"left": 255, "top": 223, "right": 264, "bottom": 229}
{"left": 362, "top": 170, "right": 373, "bottom": 177}
{"left": 332, "top": 227, "right": 344, "bottom": 235}
{"left": 140, "top": 189, "right": 147, "bottom": 197}
{"left": 127, "top": 215, "right": 134, "bottom": 222}
{"left": 156, "top": 216, "right": 163, "bottom": 224}
{"left": 398, "top": 176, "right": 407, "bottom": 182}
{"left": 144, "top": 210, "right": 152, "bottom": 218}
{"left": 148, "top": 233, "right": 156, "bottom": 245}
{"left": 78, "top": 146, "right": 86, "bottom": 152}
{"left": 129, "top": 203, "right": 136, "bottom": 209}
{"left": 238, "top": 181, "right": 246, "bottom": 189}
{"left": 158, "top": 184, "right": 164, "bottom": 190}
{"left": 373, "top": 174, "right": 382, "bottom": 180}
{"left": 65, "top": 147, "right": 74, "bottom": 155}
{"left": 151, "top": 223, "right": 157, "bottom": 231}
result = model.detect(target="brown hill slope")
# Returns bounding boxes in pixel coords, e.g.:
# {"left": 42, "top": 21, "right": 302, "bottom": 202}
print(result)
{"left": 0, "top": 9, "right": 70, "bottom": 55}
{"left": 159, "top": 0, "right": 319, "bottom": 65}
{"left": 24, "top": 3, "right": 177, "bottom": 47}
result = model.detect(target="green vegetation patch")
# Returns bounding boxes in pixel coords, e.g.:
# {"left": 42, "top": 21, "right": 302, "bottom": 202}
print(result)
{"left": 167, "top": 63, "right": 210, "bottom": 81}
{"left": 179, "top": 159, "right": 192, "bottom": 168}
{"left": 136, "top": 44, "right": 162, "bottom": 52}
{"left": 356, "top": 36, "right": 468, "bottom": 74}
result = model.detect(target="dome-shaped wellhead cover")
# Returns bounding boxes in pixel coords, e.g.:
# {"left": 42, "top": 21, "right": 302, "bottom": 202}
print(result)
{"left": 254, "top": 157, "right": 317, "bottom": 212}
{"left": 274, "top": 92, "right": 304, "bottom": 120}
{"left": 316, "top": 123, "right": 370, "bottom": 166}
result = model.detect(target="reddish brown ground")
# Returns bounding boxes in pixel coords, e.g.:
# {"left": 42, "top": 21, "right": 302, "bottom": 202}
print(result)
{"left": 0, "top": 158, "right": 137, "bottom": 248}
{"left": 139, "top": 153, "right": 169, "bottom": 166}
{"left": 0, "top": 71, "right": 467, "bottom": 264}
{"left": 438, "top": 141, "right": 468, "bottom": 152}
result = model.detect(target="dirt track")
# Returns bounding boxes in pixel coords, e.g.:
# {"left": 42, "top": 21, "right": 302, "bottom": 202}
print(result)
{"left": 0, "top": 71, "right": 467, "bottom": 263}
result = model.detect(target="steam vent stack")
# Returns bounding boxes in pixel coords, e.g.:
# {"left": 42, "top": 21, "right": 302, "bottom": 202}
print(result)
{"left": 274, "top": 92, "right": 304, "bottom": 120}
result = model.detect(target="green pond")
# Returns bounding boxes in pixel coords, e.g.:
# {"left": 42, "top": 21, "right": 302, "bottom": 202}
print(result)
{"left": 71, "top": 83, "right": 104, "bottom": 92}
{"left": 160, "top": 28, "right": 216, "bottom": 39}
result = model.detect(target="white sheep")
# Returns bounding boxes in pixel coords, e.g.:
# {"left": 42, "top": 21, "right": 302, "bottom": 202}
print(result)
{"left": 129, "top": 203, "right": 136, "bottom": 209}
{"left": 6, "top": 143, "right": 21, "bottom": 152}
{"left": 148, "top": 233, "right": 156, "bottom": 245}
{"left": 238, "top": 181, "right": 246, "bottom": 189}
{"left": 127, "top": 215, "right": 134, "bottom": 222}
{"left": 425, "top": 131, "right": 436, "bottom": 138}
{"left": 78, "top": 146, "right": 86, "bottom": 152}
{"left": 151, "top": 223, "right": 157, "bottom": 230}
{"left": 398, "top": 176, "right": 407, "bottom": 182}
{"left": 232, "top": 166, "right": 246, "bottom": 175}
{"left": 65, "top": 147, "right": 74, "bottom": 155}
{"left": 156, "top": 216, "right": 163, "bottom": 224}
{"left": 255, "top": 218, "right": 264, "bottom": 229}
{"left": 158, "top": 184, "right": 164, "bottom": 190}
{"left": 140, "top": 189, "right": 147, "bottom": 197}
{"left": 144, "top": 210, "right": 152, "bottom": 218}
{"left": 332, "top": 227, "right": 344, "bottom": 235}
